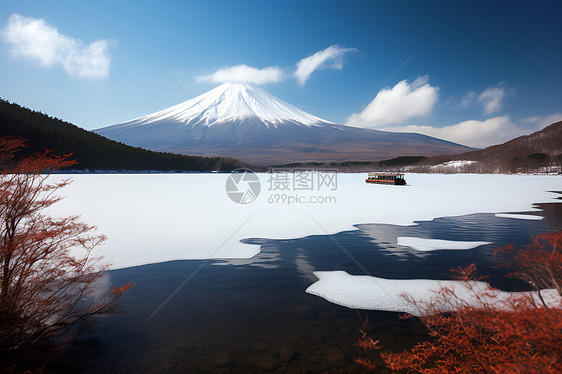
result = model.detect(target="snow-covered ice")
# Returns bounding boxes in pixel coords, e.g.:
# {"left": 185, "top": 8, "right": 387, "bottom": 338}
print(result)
{"left": 305, "top": 271, "right": 561, "bottom": 315}
{"left": 397, "top": 237, "right": 491, "bottom": 252}
{"left": 47, "top": 173, "right": 561, "bottom": 270}
{"left": 495, "top": 213, "right": 544, "bottom": 220}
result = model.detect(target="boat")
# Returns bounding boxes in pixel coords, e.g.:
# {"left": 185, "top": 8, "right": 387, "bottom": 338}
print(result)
{"left": 365, "top": 173, "right": 406, "bottom": 185}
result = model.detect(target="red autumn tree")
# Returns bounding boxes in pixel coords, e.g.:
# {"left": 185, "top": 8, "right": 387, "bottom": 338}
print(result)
{"left": 356, "top": 232, "right": 562, "bottom": 373}
{"left": 0, "top": 136, "right": 132, "bottom": 371}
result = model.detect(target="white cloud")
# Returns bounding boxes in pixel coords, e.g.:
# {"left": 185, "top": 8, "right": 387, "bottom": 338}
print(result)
{"left": 2, "top": 14, "right": 113, "bottom": 79}
{"left": 380, "top": 116, "right": 528, "bottom": 148}
{"left": 197, "top": 64, "right": 284, "bottom": 85}
{"left": 196, "top": 44, "right": 356, "bottom": 87}
{"left": 522, "top": 113, "right": 562, "bottom": 129}
{"left": 294, "top": 45, "right": 357, "bottom": 86}
{"left": 346, "top": 76, "right": 439, "bottom": 128}
{"left": 478, "top": 85, "right": 505, "bottom": 114}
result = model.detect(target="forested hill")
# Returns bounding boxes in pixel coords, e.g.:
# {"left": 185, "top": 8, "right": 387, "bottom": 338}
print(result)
{"left": 426, "top": 121, "right": 561, "bottom": 170}
{"left": 0, "top": 99, "right": 246, "bottom": 171}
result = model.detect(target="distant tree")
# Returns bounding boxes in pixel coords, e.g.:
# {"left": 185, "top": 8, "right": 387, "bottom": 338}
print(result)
{"left": 527, "top": 152, "right": 550, "bottom": 164}
{"left": 356, "top": 232, "right": 562, "bottom": 373}
{"left": 378, "top": 156, "right": 427, "bottom": 168}
{"left": 0, "top": 136, "right": 133, "bottom": 372}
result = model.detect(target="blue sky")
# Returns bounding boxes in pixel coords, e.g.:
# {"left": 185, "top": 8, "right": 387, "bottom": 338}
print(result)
{"left": 1, "top": 0, "right": 560, "bottom": 147}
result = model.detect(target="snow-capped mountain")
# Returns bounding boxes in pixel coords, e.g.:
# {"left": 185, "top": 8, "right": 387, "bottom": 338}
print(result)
{"left": 114, "top": 82, "right": 333, "bottom": 129}
{"left": 95, "top": 82, "right": 470, "bottom": 164}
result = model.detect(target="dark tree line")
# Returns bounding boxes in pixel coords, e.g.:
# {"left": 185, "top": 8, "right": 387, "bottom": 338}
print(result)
{"left": 0, "top": 99, "right": 246, "bottom": 172}
{"left": 271, "top": 156, "right": 427, "bottom": 170}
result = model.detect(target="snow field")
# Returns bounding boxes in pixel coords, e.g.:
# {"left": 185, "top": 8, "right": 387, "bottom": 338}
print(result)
{"left": 46, "top": 173, "right": 560, "bottom": 271}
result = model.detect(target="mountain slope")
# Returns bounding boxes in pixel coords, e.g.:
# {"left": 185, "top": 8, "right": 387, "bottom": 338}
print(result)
{"left": 96, "top": 82, "right": 471, "bottom": 164}
{"left": 421, "top": 121, "right": 562, "bottom": 172}
{"left": 459, "top": 121, "right": 562, "bottom": 162}
{"left": 0, "top": 98, "right": 246, "bottom": 171}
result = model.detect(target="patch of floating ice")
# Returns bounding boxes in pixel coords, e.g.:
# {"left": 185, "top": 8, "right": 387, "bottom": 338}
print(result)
{"left": 495, "top": 213, "right": 544, "bottom": 220}
{"left": 305, "top": 271, "right": 561, "bottom": 316}
{"left": 46, "top": 173, "right": 561, "bottom": 269}
{"left": 397, "top": 237, "right": 491, "bottom": 251}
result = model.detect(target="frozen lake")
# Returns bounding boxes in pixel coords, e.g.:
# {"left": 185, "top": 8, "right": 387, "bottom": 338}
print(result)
{"left": 49, "top": 173, "right": 562, "bottom": 270}
{"left": 44, "top": 172, "right": 562, "bottom": 371}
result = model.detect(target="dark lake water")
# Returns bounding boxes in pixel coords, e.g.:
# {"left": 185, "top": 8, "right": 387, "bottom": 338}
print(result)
{"left": 85, "top": 199, "right": 562, "bottom": 373}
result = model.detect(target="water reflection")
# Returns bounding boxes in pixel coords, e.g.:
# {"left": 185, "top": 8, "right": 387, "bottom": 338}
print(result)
{"left": 87, "top": 203, "right": 561, "bottom": 373}
{"left": 295, "top": 250, "right": 318, "bottom": 282}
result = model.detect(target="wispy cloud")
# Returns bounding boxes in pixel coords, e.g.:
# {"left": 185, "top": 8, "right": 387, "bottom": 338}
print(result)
{"left": 2, "top": 14, "right": 113, "bottom": 79}
{"left": 346, "top": 76, "right": 439, "bottom": 128}
{"left": 196, "top": 45, "right": 357, "bottom": 87}
{"left": 380, "top": 116, "right": 525, "bottom": 148}
{"left": 478, "top": 85, "right": 505, "bottom": 114}
{"left": 460, "top": 91, "right": 476, "bottom": 108}
{"left": 294, "top": 45, "right": 357, "bottom": 86}
{"left": 197, "top": 64, "right": 285, "bottom": 85}
{"left": 522, "top": 113, "right": 562, "bottom": 129}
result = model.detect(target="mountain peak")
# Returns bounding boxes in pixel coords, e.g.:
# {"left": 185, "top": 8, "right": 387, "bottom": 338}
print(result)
{"left": 213, "top": 81, "right": 253, "bottom": 93}
{"left": 116, "top": 82, "right": 333, "bottom": 128}
{"left": 218, "top": 81, "right": 254, "bottom": 88}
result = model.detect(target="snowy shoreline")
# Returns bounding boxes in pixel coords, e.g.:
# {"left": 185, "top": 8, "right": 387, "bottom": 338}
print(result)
{"left": 52, "top": 169, "right": 562, "bottom": 176}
